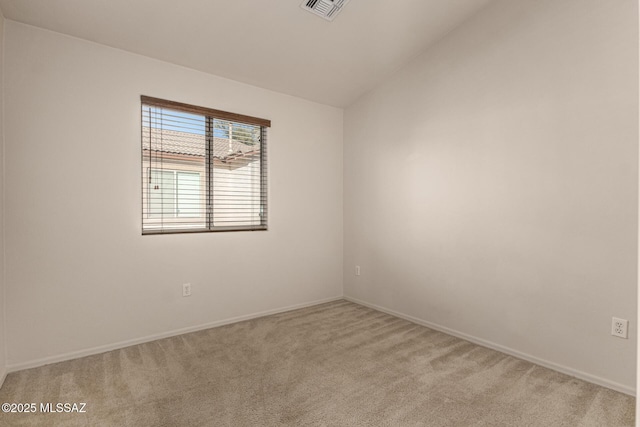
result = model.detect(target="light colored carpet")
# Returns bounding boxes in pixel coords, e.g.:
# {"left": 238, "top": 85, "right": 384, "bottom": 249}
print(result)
{"left": 0, "top": 300, "right": 634, "bottom": 426}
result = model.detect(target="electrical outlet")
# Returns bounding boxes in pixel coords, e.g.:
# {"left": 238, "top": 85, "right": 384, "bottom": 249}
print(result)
{"left": 611, "top": 317, "right": 628, "bottom": 339}
{"left": 182, "top": 283, "right": 191, "bottom": 297}
{"left": 355, "top": 265, "right": 361, "bottom": 276}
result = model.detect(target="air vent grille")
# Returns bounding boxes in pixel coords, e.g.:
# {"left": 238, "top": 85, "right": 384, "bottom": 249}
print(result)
{"left": 301, "top": 0, "right": 350, "bottom": 22}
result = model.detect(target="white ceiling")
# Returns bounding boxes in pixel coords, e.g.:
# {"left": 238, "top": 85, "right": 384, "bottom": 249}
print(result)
{"left": 0, "top": 0, "right": 493, "bottom": 107}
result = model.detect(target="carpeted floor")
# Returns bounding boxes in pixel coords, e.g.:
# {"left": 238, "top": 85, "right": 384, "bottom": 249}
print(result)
{"left": 0, "top": 300, "right": 635, "bottom": 426}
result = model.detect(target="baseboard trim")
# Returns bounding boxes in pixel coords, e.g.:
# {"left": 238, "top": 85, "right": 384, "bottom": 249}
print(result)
{"left": 0, "top": 366, "right": 6, "bottom": 389}
{"left": 344, "top": 296, "right": 635, "bottom": 396}
{"left": 7, "top": 296, "right": 343, "bottom": 373}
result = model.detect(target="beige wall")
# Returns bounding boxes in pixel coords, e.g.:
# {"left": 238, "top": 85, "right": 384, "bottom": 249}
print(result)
{"left": 3, "top": 21, "right": 343, "bottom": 368}
{"left": 344, "top": 0, "right": 638, "bottom": 393}
{"left": 0, "top": 9, "right": 5, "bottom": 387}
{"left": 637, "top": 3, "right": 640, "bottom": 414}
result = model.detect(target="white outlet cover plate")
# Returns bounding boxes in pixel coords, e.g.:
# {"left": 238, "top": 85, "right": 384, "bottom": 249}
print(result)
{"left": 183, "top": 283, "right": 191, "bottom": 297}
{"left": 611, "top": 317, "right": 628, "bottom": 339}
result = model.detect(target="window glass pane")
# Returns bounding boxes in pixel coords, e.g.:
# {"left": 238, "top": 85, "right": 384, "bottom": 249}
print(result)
{"left": 212, "top": 156, "right": 262, "bottom": 227}
{"left": 214, "top": 119, "right": 230, "bottom": 138}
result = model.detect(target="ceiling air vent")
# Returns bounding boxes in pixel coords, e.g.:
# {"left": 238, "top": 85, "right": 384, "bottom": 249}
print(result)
{"left": 301, "top": 0, "right": 351, "bottom": 22}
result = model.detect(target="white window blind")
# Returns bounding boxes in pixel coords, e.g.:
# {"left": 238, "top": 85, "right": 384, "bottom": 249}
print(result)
{"left": 141, "top": 96, "right": 269, "bottom": 234}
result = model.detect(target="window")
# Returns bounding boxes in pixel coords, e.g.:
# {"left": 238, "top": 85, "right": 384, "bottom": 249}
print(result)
{"left": 141, "top": 96, "right": 269, "bottom": 234}
{"left": 148, "top": 169, "right": 201, "bottom": 218}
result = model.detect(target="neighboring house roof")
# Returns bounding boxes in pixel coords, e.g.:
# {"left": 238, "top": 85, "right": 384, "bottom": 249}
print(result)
{"left": 142, "top": 127, "right": 259, "bottom": 161}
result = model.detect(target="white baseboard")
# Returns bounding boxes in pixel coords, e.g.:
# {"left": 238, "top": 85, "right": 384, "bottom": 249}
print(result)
{"left": 6, "top": 296, "right": 343, "bottom": 373}
{"left": 0, "top": 366, "right": 6, "bottom": 389}
{"left": 344, "top": 295, "right": 635, "bottom": 396}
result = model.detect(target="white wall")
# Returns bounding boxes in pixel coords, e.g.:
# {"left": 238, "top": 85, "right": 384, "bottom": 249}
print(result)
{"left": 0, "top": 10, "right": 6, "bottom": 387}
{"left": 3, "top": 22, "right": 343, "bottom": 368}
{"left": 344, "top": 0, "right": 638, "bottom": 393}
{"left": 637, "top": 4, "right": 640, "bottom": 419}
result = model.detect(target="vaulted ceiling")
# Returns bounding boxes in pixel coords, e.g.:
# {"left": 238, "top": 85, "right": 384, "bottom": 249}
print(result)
{"left": 0, "top": 0, "right": 493, "bottom": 107}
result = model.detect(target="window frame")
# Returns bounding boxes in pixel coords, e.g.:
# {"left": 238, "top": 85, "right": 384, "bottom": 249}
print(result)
{"left": 141, "top": 96, "right": 270, "bottom": 235}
